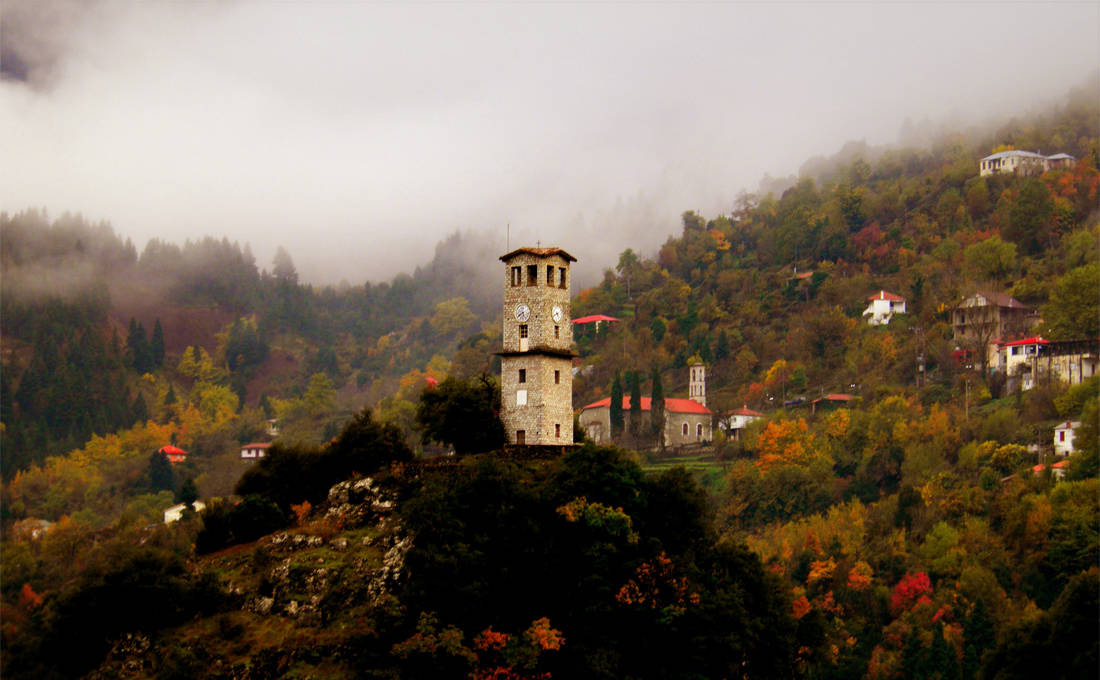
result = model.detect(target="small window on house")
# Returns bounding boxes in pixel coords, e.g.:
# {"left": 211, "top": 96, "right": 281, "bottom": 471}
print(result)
{"left": 518, "top": 369, "right": 526, "bottom": 383}
{"left": 547, "top": 265, "right": 554, "bottom": 286}
{"left": 554, "top": 325, "right": 560, "bottom": 339}
{"left": 555, "top": 423, "right": 561, "bottom": 438}
{"left": 519, "top": 324, "right": 528, "bottom": 338}
{"left": 558, "top": 267, "right": 567, "bottom": 288}
{"left": 1059, "top": 431, "right": 1065, "bottom": 442}
{"left": 511, "top": 266, "right": 521, "bottom": 286}
{"left": 527, "top": 265, "right": 538, "bottom": 286}
{"left": 516, "top": 430, "right": 525, "bottom": 445}
{"left": 697, "top": 424, "right": 703, "bottom": 437}
{"left": 554, "top": 370, "right": 560, "bottom": 384}
{"left": 682, "top": 423, "right": 688, "bottom": 436}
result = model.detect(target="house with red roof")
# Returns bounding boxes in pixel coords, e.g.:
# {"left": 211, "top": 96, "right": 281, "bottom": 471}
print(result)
{"left": 240, "top": 442, "right": 272, "bottom": 461}
{"left": 158, "top": 445, "right": 188, "bottom": 465}
{"left": 1032, "top": 460, "right": 1070, "bottom": 481}
{"left": 811, "top": 393, "right": 854, "bottom": 414}
{"left": 989, "top": 336, "right": 1098, "bottom": 391}
{"left": 862, "top": 290, "right": 906, "bottom": 326}
{"left": 720, "top": 405, "right": 766, "bottom": 441}
{"left": 578, "top": 366, "right": 712, "bottom": 447}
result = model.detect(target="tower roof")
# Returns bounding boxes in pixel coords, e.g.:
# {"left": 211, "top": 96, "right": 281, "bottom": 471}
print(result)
{"left": 500, "top": 247, "right": 577, "bottom": 263}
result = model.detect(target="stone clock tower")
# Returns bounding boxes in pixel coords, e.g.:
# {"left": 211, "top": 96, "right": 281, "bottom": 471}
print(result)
{"left": 498, "top": 247, "right": 576, "bottom": 447}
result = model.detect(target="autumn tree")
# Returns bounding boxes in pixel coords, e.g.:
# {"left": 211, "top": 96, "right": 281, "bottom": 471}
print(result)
{"left": 416, "top": 374, "right": 504, "bottom": 455}
{"left": 1041, "top": 263, "right": 1100, "bottom": 339}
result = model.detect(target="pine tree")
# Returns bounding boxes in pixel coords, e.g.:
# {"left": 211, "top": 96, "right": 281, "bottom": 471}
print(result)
{"left": 610, "top": 373, "right": 624, "bottom": 439}
{"left": 151, "top": 319, "right": 166, "bottom": 368}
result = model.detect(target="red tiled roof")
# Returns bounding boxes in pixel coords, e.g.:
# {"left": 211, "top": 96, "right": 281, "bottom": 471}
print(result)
{"left": 813, "top": 393, "right": 853, "bottom": 404}
{"left": 868, "top": 290, "right": 905, "bottom": 302}
{"left": 794, "top": 271, "right": 814, "bottom": 280}
{"left": 1003, "top": 336, "right": 1048, "bottom": 347}
{"left": 730, "top": 405, "right": 765, "bottom": 417}
{"left": 241, "top": 442, "right": 272, "bottom": 449}
{"left": 581, "top": 396, "right": 711, "bottom": 415}
{"left": 158, "top": 445, "right": 187, "bottom": 455}
{"left": 1052, "top": 460, "right": 1070, "bottom": 469}
{"left": 499, "top": 247, "right": 577, "bottom": 263}
{"left": 572, "top": 314, "right": 620, "bottom": 324}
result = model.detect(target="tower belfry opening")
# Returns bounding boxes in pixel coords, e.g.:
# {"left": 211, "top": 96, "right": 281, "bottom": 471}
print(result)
{"left": 498, "top": 247, "right": 577, "bottom": 448}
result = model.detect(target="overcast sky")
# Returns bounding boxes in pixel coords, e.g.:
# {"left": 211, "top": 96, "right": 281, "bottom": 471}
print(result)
{"left": 2, "top": 1, "right": 1097, "bottom": 285}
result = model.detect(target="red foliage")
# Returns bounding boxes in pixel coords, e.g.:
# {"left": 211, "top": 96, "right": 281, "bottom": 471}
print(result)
{"left": 890, "top": 571, "right": 932, "bottom": 614}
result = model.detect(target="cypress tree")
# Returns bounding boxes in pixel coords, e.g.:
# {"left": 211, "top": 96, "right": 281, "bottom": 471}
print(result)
{"left": 610, "top": 373, "right": 624, "bottom": 439}
{"left": 715, "top": 329, "right": 730, "bottom": 361}
{"left": 650, "top": 368, "right": 665, "bottom": 447}
{"left": 151, "top": 319, "right": 166, "bottom": 368}
{"left": 149, "top": 450, "right": 174, "bottom": 492}
{"left": 629, "top": 372, "right": 643, "bottom": 438}
{"left": 178, "top": 478, "right": 199, "bottom": 509}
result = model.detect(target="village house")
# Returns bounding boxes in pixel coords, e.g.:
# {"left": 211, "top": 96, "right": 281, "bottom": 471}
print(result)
{"left": 241, "top": 442, "right": 272, "bottom": 460}
{"left": 1032, "top": 460, "right": 1070, "bottom": 481}
{"left": 989, "top": 337, "right": 1098, "bottom": 391}
{"left": 158, "top": 444, "right": 188, "bottom": 465}
{"left": 1054, "top": 421, "right": 1080, "bottom": 457}
{"left": 164, "top": 501, "right": 206, "bottom": 524}
{"left": 952, "top": 291, "right": 1036, "bottom": 346}
{"left": 720, "top": 405, "right": 765, "bottom": 441}
{"left": 812, "top": 393, "right": 854, "bottom": 414}
{"left": 578, "top": 364, "right": 712, "bottom": 447}
{"left": 979, "top": 150, "right": 1076, "bottom": 177}
{"left": 862, "top": 290, "right": 906, "bottom": 326}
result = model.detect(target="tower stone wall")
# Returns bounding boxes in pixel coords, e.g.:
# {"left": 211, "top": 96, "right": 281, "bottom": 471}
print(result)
{"left": 499, "top": 247, "right": 576, "bottom": 446}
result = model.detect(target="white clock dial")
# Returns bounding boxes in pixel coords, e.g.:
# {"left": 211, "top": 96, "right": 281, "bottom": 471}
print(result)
{"left": 552, "top": 305, "right": 563, "bottom": 323}
{"left": 514, "top": 304, "right": 531, "bottom": 322}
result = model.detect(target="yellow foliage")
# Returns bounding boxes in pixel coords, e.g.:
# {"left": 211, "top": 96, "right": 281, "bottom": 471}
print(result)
{"left": 807, "top": 557, "right": 837, "bottom": 586}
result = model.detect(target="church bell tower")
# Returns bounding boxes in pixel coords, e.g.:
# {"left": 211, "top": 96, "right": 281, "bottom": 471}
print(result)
{"left": 498, "top": 247, "right": 576, "bottom": 447}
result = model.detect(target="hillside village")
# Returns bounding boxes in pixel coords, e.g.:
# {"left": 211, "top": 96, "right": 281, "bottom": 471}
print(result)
{"left": 1, "top": 84, "right": 1097, "bottom": 679}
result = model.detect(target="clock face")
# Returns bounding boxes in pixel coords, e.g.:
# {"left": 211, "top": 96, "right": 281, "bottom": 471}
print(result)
{"left": 514, "top": 304, "right": 531, "bottom": 322}
{"left": 552, "top": 305, "right": 563, "bottom": 323}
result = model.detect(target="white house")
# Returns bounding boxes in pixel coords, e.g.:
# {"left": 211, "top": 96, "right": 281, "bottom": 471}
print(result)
{"left": 241, "top": 442, "right": 272, "bottom": 460}
{"left": 720, "top": 405, "right": 766, "bottom": 441}
{"left": 862, "top": 290, "right": 906, "bottom": 326}
{"left": 164, "top": 501, "right": 206, "bottom": 524}
{"left": 1054, "top": 421, "right": 1080, "bottom": 457}
{"left": 979, "top": 150, "right": 1076, "bottom": 177}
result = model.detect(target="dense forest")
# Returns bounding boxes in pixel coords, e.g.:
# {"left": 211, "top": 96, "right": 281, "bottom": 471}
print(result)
{"left": 1, "top": 81, "right": 1098, "bottom": 678}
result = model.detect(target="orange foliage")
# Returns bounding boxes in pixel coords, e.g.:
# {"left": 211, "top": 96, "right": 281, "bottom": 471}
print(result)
{"left": 847, "top": 561, "right": 874, "bottom": 591}
{"left": 291, "top": 501, "right": 312, "bottom": 526}
{"left": 18, "top": 583, "right": 43, "bottom": 611}
{"left": 616, "top": 552, "right": 700, "bottom": 614}
{"left": 806, "top": 557, "right": 836, "bottom": 586}
{"left": 475, "top": 628, "right": 511, "bottom": 652}
{"left": 756, "top": 418, "right": 816, "bottom": 470}
{"left": 525, "top": 618, "right": 565, "bottom": 652}
{"left": 792, "top": 595, "right": 811, "bottom": 620}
